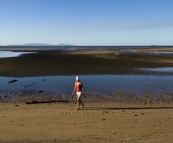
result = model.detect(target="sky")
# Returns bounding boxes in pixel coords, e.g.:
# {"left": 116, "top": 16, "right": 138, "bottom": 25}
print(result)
{"left": 0, "top": 0, "right": 173, "bottom": 46}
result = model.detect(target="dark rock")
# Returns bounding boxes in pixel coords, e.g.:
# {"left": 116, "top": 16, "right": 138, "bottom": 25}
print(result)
{"left": 9, "top": 79, "right": 18, "bottom": 83}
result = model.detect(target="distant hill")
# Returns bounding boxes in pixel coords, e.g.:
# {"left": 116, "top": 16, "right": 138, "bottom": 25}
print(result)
{"left": 24, "top": 43, "right": 74, "bottom": 46}
{"left": 5, "top": 43, "right": 74, "bottom": 46}
{"left": 24, "top": 43, "right": 53, "bottom": 46}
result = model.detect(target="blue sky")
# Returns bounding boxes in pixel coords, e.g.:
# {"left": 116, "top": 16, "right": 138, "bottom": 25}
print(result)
{"left": 0, "top": 0, "right": 173, "bottom": 46}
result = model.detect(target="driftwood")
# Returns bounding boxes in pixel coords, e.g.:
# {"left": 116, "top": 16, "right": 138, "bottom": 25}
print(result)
{"left": 25, "top": 100, "right": 69, "bottom": 104}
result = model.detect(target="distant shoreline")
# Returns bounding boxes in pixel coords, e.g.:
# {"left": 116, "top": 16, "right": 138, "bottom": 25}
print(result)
{"left": 1, "top": 45, "right": 173, "bottom": 47}
{"left": 0, "top": 45, "right": 173, "bottom": 52}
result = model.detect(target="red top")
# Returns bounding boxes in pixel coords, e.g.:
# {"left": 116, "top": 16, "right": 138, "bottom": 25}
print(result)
{"left": 75, "top": 82, "right": 82, "bottom": 92}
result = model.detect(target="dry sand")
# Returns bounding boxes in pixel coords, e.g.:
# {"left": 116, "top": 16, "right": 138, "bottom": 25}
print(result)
{"left": 0, "top": 102, "right": 173, "bottom": 143}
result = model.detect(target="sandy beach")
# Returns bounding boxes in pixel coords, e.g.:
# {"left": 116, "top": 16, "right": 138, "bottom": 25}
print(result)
{"left": 0, "top": 102, "right": 173, "bottom": 143}
{"left": 0, "top": 47, "right": 173, "bottom": 142}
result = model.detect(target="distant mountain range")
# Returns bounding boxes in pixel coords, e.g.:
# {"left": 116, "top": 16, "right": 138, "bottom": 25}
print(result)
{"left": 5, "top": 43, "right": 74, "bottom": 46}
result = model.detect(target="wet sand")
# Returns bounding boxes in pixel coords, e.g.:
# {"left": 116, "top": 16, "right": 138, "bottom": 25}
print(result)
{"left": 0, "top": 47, "right": 173, "bottom": 142}
{"left": 1, "top": 47, "right": 173, "bottom": 77}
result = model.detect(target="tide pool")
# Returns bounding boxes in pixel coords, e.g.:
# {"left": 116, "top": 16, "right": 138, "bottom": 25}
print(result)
{"left": 0, "top": 75, "right": 173, "bottom": 98}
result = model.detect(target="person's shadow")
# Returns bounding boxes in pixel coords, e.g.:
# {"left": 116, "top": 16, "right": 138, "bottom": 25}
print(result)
{"left": 82, "top": 106, "right": 173, "bottom": 110}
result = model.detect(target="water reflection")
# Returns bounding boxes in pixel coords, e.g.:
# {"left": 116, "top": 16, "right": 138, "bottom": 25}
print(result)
{"left": 120, "top": 49, "right": 137, "bottom": 53}
{"left": 115, "top": 50, "right": 173, "bottom": 56}
{"left": 0, "top": 75, "right": 173, "bottom": 97}
{"left": 0, "top": 51, "right": 37, "bottom": 58}
{"left": 115, "top": 49, "right": 137, "bottom": 55}
{"left": 138, "top": 67, "right": 173, "bottom": 72}
{"left": 148, "top": 51, "right": 173, "bottom": 55}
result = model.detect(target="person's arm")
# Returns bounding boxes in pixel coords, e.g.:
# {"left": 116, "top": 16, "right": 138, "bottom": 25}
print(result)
{"left": 81, "top": 82, "right": 84, "bottom": 92}
{"left": 81, "top": 82, "right": 86, "bottom": 98}
{"left": 72, "top": 82, "right": 76, "bottom": 97}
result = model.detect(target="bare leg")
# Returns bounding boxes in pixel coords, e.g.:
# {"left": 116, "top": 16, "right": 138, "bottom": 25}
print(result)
{"left": 79, "top": 97, "right": 84, "bottom": 108}
{"left": 77, "top": 97, "right": 84, "bottom": 110}
{"left": 76, "top": 97, "right": 80, "bottom": 110}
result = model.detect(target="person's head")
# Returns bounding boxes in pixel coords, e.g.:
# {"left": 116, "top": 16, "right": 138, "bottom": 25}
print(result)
{"left": 76, "top": 76, "right": 79, "bottom": 81}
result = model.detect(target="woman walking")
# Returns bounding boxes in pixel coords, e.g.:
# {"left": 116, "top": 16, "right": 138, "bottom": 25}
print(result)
{"left": 72, "top": 76, "right": 84, "bottom": 110}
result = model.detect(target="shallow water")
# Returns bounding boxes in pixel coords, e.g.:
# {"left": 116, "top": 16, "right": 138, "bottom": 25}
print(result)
{"left": 120, "top": 49, "right": 137, "bottom": 52}
{"left": 115, "top": 50, "right": 173, "bottom": 56}
{"left": 1, "top": 75, "right": 173, "bottom": 98}
{"left": 0, "top": 51, "right": 37, "bottom": 58}
{"left": 148, "top": 51, "right": 173, "bottom": 55}
{"left": 138, "top": 67, "right": 173, "bottom": 72}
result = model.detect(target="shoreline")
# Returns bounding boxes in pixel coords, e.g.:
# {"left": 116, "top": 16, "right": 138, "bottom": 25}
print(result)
{"left": 1, "top": 90, "right": 173, "bottom": 105}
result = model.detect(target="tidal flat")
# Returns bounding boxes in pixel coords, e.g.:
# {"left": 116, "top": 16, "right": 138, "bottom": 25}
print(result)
{"left": 1, "top": 47, "right": 173, "bottom": 77}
